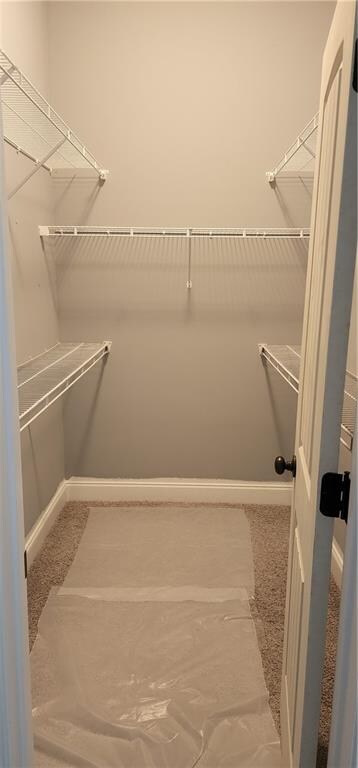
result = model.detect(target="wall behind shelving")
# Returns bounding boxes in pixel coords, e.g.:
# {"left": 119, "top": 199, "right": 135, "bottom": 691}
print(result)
{"left": 47, "top": 1, "right": 335, "bottom": 483}
{"left": 0, "top": 1, "right": 65, "bottom": 534}
{"left": 49, "top": 1, "right": 333, "bottom": 227}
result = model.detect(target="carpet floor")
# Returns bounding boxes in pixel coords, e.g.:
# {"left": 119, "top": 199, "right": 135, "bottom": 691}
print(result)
{"left": 27, "top": 501, "right": 340, "bottom": 768}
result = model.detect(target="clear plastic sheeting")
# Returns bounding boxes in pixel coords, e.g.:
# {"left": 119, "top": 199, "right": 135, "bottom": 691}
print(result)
{"left": 32, "top": 591, "right": 280, "bottom": 768}
{"left": 31, "top": 508, "right": 281, "bottom": 767}
{"left": 64, "top": 507, "right": 255, "bottom": 594}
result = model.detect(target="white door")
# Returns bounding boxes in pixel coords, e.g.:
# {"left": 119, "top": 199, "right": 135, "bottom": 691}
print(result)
{"left": 280, "top": 2, "right": 357, "bottom": 767}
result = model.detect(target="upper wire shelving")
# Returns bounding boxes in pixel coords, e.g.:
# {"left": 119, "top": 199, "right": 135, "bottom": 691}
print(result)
{"left": 0, "top": 48, "right": 108, "bottom": 197}
{"left": 266, "top": 112, "right": 319, "bottom": 184}
{"left": 259, "top": 343, "right": 357, "bottom": 452}
{"left": 18, "top": 342, "right": 111, "bottom": 432}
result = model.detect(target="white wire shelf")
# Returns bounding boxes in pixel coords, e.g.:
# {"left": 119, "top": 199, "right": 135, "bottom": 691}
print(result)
{"left": 259, "top": 344, "right": 357, "bottom": 452}
{"left": 39, "top": 225, "right": 310, "bottom": 239}
{"left": 266, "top": 112, "right": 319, "bottom": 184}
{"left": 40, "top": 225, "right": 310, "bottom": 290}
{"left": 18, "top": 342, "right": 111, "bottom": 432}
{"left": 0, "top": 48, "right": 108, "bottom": 196}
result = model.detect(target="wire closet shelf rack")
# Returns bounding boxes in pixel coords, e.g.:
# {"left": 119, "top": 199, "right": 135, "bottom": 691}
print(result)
{"left": 0, "top": 48, "right": 108, "bottom": 198}
{"left": 40, "top": 226, "right": 310, "bottom": 289}
{"left": 259, "top": 344, "right": 357, "bottom": 452}
{"left": 39, "top": 226, "right": 310, "bottom": 239}
{"left": 266, "top": 112, "right": 319, "bottom": 184}
{"left": 18, "top": 342, "right": 111, "bottom": 432}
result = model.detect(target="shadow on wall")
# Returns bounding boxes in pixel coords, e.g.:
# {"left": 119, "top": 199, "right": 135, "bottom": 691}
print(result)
{"left": 66, "top": 359, "right": 107, "bottom": 475}
{"left": 271, "top": 176, "right": 314, "bottom": 227}
{"left": 53, "top": 176, "right": 102, "bottom": 226}
{"left": 45, "top": 234, "right": 309, "bottom": 316}
{"left": 21, "top": 401, "right": 65, "bottom": 534}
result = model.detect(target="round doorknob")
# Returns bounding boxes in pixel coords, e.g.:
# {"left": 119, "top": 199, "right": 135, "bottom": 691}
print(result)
{"left": 275, "top": 455, "right": 296, "bottom": 478}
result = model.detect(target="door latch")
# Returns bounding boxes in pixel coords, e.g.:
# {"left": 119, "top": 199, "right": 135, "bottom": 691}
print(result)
{"left": 319, "top": 471, "right": 350, "bottom": 524}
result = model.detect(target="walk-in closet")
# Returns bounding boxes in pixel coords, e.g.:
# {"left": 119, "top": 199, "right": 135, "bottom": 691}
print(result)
{"left": 0, "top": 2, "right": 356, "bottom": 767}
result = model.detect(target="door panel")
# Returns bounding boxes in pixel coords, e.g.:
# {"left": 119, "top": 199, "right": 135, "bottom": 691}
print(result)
{"left": 280, "top": 2, "right": 357, "bottom": 766}
{"left": 300, "top": 63, "right": 342, "bottom": 474}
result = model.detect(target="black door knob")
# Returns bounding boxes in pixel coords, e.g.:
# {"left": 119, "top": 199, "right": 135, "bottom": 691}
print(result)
{"left": 275, "top": 455, "right": 296, "bottom": 478}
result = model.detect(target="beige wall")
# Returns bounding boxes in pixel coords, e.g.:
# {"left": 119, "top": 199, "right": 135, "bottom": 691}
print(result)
{"left": 46, "top": 1, "right": 335, "bottom": 482}
{"left": 49, "top": 1, "right": 332, "bottom": 228}
{"left": 1, "top": 1, "right": 65, "bottom": 534}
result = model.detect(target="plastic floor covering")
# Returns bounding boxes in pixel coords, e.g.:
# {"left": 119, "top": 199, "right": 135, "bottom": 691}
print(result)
{"left": 31, "top": 506, "right": 281, "bottom": 767}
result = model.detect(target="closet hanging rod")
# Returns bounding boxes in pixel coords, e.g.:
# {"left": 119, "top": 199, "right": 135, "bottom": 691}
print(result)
{"left": 39, "top": 226, "right": 310, "bottom": 239}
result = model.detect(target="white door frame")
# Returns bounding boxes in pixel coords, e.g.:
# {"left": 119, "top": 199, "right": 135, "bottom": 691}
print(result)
{"left": 328, "top": 419, "right": 357, "bottom": 768}
{"left": 0, "top": 105, "right": 33, "bottom": 765}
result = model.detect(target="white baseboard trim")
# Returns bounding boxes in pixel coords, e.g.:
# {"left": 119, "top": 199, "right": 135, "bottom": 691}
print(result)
{"left": 24, "top": 477, "right": 293, "bottom": 571}
{"left": 24, "top": 477, "right": 344, "bottom": 587}
{"left": 66, "top": 477, "right": 293, "bottom": 506}
{"left": 25, "top": 480, "right": 68, "bottom": 569}
{"left": 331, "top": 538, "right": 344, "bottom": 589}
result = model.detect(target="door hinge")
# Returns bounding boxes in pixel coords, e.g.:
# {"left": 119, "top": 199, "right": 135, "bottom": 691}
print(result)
{"left": 320, "top": 471, "right": 350, "bottom": 524}
{"left": 24, "top": 550, "right": 28, "bottom": 579}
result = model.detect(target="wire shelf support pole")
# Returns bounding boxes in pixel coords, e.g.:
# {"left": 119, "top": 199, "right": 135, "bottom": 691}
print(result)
{"left": 187, "top": 228, "right": 192, "bottom": 289}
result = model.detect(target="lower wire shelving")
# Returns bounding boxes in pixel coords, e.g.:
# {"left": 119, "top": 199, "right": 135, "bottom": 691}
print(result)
{"left": 259, "top": 344, "right": 357, "bottom": 452}
{"left": 18, "top": 341, "right": 111, "bottom": 431}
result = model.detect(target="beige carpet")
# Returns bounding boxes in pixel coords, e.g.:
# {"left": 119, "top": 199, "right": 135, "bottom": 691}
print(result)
{"left": 27, "top": 501, "right": 340, "bottom": 768}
